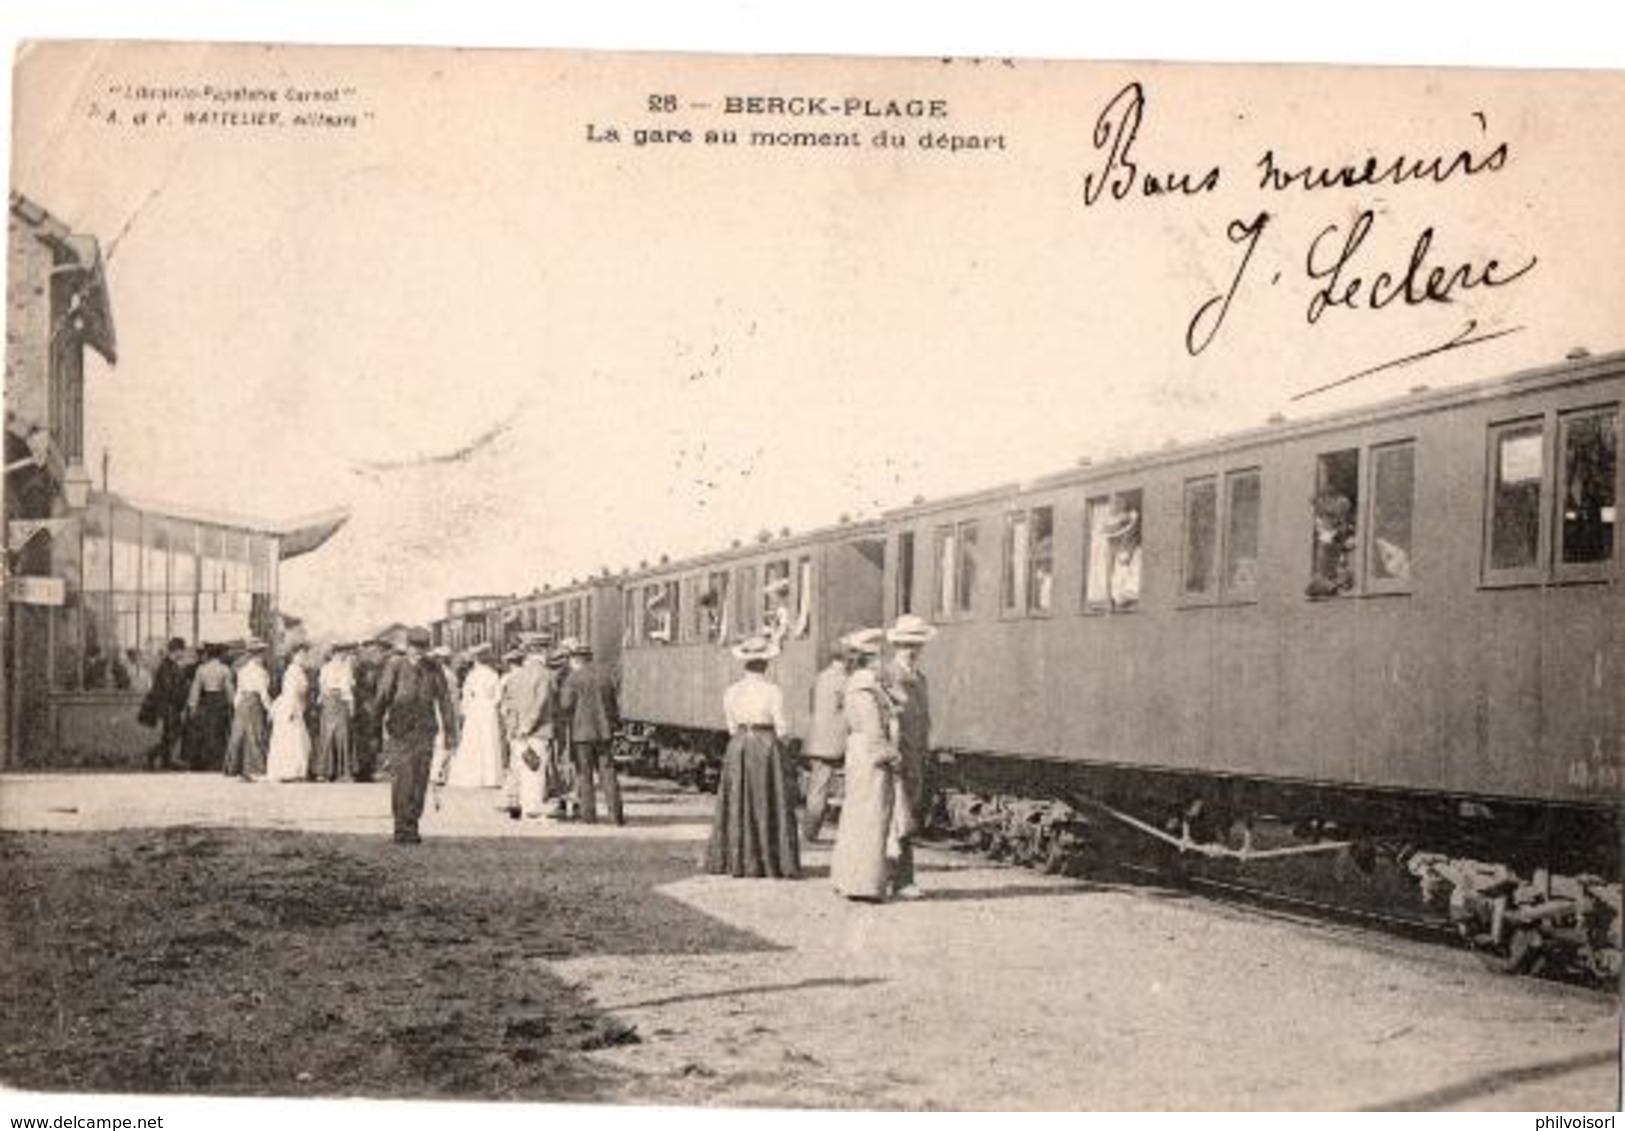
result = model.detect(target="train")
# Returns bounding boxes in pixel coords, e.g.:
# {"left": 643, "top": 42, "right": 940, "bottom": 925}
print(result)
{"left": 434, "top": 348, "right": 1623, "bottom": 977}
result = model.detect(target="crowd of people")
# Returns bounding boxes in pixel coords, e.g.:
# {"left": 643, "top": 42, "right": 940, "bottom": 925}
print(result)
{"left": 140, "top": 610, "right": 940, "bottom": 903}
{"left": 703, "top": 612, "right": 940, "bottom": 904}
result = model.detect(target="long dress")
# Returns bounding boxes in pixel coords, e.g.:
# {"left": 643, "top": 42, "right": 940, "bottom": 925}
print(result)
{"left": 313, "top": 658, "right": 354, "bottom": 781}
{"left": 704, "top": 672, "right": 802, "bottom": 879}
{"left": 187, "top": 658, "right": 235, "bottom": 772}
{"left": 830, "top": 668, "right": 898, "bottom": 900}
{"left": 266, "top": 663, "right": 313, "bottom": 782}
{"left": 447, "top": 661, "right": 505, "bottom": 788}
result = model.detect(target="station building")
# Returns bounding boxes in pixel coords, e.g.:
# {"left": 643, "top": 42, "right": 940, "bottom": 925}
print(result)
{"left": 4, "top": 192, "right": 347, "bottom": 766}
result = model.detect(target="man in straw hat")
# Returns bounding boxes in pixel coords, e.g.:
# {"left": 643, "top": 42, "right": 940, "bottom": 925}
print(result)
{"left": 559, "top": 636, "right": 623, "bottom": 824}
{"left": 373, "top": 626, "right": 459, "bottom": 844}
{"left": 882, "top": 613, "right": 939, "bottom": 900}
{"left": 501, "top": 633, "right": 556, "bottom": 820}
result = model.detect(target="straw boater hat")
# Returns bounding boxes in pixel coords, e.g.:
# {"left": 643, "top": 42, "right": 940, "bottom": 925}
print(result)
{"left": 242, "top": 637, "right": 267, "bottom": 653}
{"left": 558, "top": 636, "right": 592, "bottom": 659}
{"left": 1102, "top": 507, "right": 1140, "bottom": 541}
{"left": 839, "top": 627, "right": 885, "bottom": 656}
{"left": 886, "top": 614, "right": 938, "bottom": 646}
{"left": 730, "top": 633, "right": 781, "bottom": 662}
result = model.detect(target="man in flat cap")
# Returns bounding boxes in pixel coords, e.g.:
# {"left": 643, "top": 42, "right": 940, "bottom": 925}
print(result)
{"left": 372, "top": 626, "right": 459, "bottom": 844}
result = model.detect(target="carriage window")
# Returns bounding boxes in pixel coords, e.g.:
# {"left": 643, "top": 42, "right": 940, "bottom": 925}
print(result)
{"left": 1003, "top": 507, "right": 1054, "bottom": 614}
{"left": 762, "top": 560, "right": 792, "bottom": 640}
{"left": 1225, "top": 470, "right": 1262, "bottom": 598}
{"left": 701, "top": 570, "right": 729, "bottom": 641}
{"left": 735, "top": 565, "right": 758, "bottom": 635}
{"left": 1083, "top": 489, "right": 1143, "bottom": 612}
{"left": 644, "top": 583, "right": 676, "bottom": 644}
{"left": 933, "top": 521, "right": 978, "bottom": 616}
{"left": 1368, "top": 444, "right": 1415, "bottom": 586}
{"left": 1307, "top": 449, "right": 1360, "bottom": 598}
{"left": 1558, "top": 408, "right": 1618, "bottom": 567}
{"left": 895, "top": 531, "right": 915, "bottom": 615}
{"left": 956, "top": 520, "right": 980, "bottom": 615}
{"left": 1488, "top": 422, "right": 1545, "bottom": 574}
{"left": 794, "top": 555, "right": 813, "bottom": 637}
{"left": 1002, "top": 512, "right": 1030, "bottom": 613}
{"left": 1182, "top": 478, "right": 1218, "bottom": 598}
{"left": 1029, "top": 507, "right": 1054, "bottom": 613}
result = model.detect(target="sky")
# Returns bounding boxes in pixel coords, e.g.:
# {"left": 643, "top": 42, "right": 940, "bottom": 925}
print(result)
{"left": 8, "top": 11, "right": 1625, "bottom": 638}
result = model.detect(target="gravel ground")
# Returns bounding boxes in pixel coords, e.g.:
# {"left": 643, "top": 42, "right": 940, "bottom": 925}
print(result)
{"left": 0, "top": 772, "right": 1618, "bottom": 1110}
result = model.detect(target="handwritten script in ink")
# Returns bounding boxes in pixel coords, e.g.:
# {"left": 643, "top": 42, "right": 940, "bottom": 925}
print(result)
{"left": 1079, "top": 82, "right": 1538, "bottom": 365}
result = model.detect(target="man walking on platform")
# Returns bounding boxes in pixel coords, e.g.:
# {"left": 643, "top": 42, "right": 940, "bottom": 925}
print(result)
{"left": 802, "top": 643, "right": 851, "bottom": 843}
{"left": 372, "top": 626, "right": 459, "bottom": 844}
{"left": 558, "top": 637, "right": 622, "bottom": 824}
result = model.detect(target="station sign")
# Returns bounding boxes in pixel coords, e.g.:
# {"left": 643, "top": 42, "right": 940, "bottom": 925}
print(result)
{"left": 8, "top": 576, "right": 67, "bottom": 606}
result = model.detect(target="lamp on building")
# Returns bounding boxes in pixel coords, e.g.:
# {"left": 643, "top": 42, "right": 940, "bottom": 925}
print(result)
{"left": 62, "top": 462, "right": 92, "bottom": 510}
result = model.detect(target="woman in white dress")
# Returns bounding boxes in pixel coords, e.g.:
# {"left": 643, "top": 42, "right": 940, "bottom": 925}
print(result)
{"left": 830, "top": 629, "right": 900, "bottom": 901}
{"left": 266, "top": 646, "right": 314, "bottom": 782}
{"left": 447, "top": 644, "right": 505, "bottom": 789}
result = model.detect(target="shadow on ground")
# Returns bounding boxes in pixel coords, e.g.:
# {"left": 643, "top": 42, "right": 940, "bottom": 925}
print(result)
{"left": 0, "top": 826, "right": 776, "bottom": 1100}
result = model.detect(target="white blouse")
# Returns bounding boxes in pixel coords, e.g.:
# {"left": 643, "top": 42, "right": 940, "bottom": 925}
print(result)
{"left": 723, "top": 673, "right": 789, "bottom": 738}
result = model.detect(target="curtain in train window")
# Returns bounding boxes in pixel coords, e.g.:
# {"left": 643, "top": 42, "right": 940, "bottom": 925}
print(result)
{"left": 794, "top": 556, "right": 813, "bottom": 637}
{"left": 702, "top": 570, "right": 730, "bottom": 642}
{"left": 1489, "top": 422, "right": 1544, "bottom": 572}
{"left": 895, "top": 531, "right": 916, "bottom": 616}
{"left": 955, "top": 520, "right": 979, "bottom": 614}
{"left": 1028, "top": 507, "right": 1054, "bottom": 612}
{"left": 1367, "top": 444, "right": 1414, "bottom": 584}
{"left": 1307, "top": 450, "right": 1359, "bottom": 597}
{"left": 1183, "top": 478, "right": 1218, "bottom": 598}
{"left": 1003, "top": 512, "right": 1031, "bottom": 613}
{"left": 1224, "top": 470, "right": 1262, "bottom": 597}
{"left": 933, "top": 525, "right": 956, "bottom": 616}
{"left": 762, "top": 560, "right": 792, "bottom": 640}
{"left": 1558, "top": 408, "right": 1617, "bottom": 566}
{"left": 643, "top": 584, "right": 670, "bottom": 643}
{"left": 735, "top": 565, "right": 758, "bottom": 635}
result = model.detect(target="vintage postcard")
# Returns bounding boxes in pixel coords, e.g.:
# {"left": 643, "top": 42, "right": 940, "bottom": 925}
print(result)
{"left": 2, "top": 39, "right": 1622, "bottom": 1115}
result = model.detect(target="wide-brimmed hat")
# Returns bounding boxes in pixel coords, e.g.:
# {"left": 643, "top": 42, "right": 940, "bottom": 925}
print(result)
{"left": 730, "top": 633, "right": 781, "bottom": 662}
{"left": 502, "top": 648, "right": 524, "bottom": 663}
{"left": 466, "top": 641, "right": 492, "bottom": 660}
{"left": 517, "top": 631, "right": 552, "bottom": 652}
{"left": 886, "top": 614, "right": 937, "bottom": 646}
{"left": 558, "top": 636, "right": 592, "bottom": 658}
{"left": 242, "top": 637, "right": 268, "bottom": 653}
{"left": 840, "top": 627, "right": 885, "bottom": 656}
{"left": 405, "top": 626, "right": 432, "bottom": 648}
{"left": 429, "top": 644, "right": 453, "bottom": 659}
{"left": 1101, "top": 508, "right": 1140, "bottom": 540}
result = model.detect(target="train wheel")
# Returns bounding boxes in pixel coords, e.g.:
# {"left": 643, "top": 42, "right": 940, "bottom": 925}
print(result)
{"left": 1471, "top": 925, "right": 1544, "bottom": 976}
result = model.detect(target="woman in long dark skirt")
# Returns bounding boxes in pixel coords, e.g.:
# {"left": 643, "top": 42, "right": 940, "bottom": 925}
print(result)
{"left": 704, "top": 634, "right": 801, "bottom": 879}
{"left": 186, "top": 643, "right": 236, "bottom": 772}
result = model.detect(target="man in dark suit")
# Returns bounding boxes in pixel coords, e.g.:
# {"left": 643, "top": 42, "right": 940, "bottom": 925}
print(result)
{"left": 372, "top": 626, "right": 459, "bottom": 844}
{"left": 143, "top": 637, "right": 191, "bottom": 770}
{"left": 558, "top": 637, "right": 622, "bottom": 824}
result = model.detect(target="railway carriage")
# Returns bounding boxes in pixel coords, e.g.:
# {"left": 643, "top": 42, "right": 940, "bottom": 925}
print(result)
{"left": 882, "top": 348, "right": 1621, "bottom": 973}
{"left": 616, "top": 521, "right": 887, "bottom": 782}
{"left": 491, "top": 578, "right": 623, "bottom": 664}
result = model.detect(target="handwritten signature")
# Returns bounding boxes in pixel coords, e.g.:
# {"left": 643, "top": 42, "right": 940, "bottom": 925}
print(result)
{"left": 1080, "top": 81, "right": 1539, "bottom": 372}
